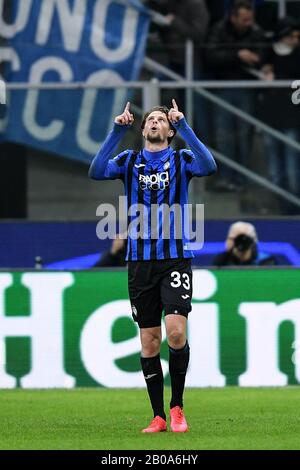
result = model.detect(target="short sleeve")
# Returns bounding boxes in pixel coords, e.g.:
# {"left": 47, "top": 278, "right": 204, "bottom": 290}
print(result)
{"left": 104, "top": 150, "right": 129, "bottom": 180}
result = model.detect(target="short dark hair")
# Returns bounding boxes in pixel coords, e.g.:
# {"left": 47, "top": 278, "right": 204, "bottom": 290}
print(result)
{"left": 231, "top": 0, "right": 254, "bottom": 16}
{"left": 141, "top": 106, "right": 177, "bottom": 144}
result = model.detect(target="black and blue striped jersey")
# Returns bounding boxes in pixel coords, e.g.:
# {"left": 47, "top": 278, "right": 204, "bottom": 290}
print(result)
{"left": 89, "top": 118, "right": 217, "bottom": 261}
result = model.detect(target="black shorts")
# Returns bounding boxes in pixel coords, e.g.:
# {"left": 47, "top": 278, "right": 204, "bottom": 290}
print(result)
{"left": 128, "top": 258, "right": 192, "bottom": 328}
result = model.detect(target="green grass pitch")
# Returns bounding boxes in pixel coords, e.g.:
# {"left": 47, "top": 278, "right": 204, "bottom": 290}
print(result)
{"left": 1, "top": 387, "right": 300, "bottom": 450}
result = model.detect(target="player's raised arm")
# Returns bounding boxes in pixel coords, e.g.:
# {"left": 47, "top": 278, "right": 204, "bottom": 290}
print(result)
{"left": 88, "top": 102, "right": 134, "bottom": 180}
{"left": 169, "top": 98, "right": 217, "bottom": 176}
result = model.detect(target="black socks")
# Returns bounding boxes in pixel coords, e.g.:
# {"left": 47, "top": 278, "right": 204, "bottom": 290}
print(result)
{"left": 169, "top": 341, "right": 190, "bottom": 409}
{"left": 141, "top": 342, "right": 190, "bottom": 418}
{"left": 140, "top": 354, "right": 166, "bottom": 421}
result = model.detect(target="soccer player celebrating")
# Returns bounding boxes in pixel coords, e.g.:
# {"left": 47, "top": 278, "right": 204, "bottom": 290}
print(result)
{"left": 89, "top": 100, "right": 217, "bottom": 433}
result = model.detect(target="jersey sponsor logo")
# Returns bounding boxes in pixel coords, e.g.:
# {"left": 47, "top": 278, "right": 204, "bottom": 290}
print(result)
{"left": 134, "top": 163, "right": 146, "bottom": 168}
{"left": 139, "top": 171, "right": 169, "bottom": 190}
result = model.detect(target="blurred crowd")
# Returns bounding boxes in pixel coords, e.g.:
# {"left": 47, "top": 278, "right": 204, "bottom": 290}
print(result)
{"left": 141, "top": 0, "right": 300, "bottom": 211}
{"left": 143, "top": 0, "right": 300, "bottom": 81}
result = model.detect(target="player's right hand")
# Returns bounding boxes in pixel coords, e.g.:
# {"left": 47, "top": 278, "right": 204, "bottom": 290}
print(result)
{"left": 114, "top": 102, "right": 134, "bottom": 126}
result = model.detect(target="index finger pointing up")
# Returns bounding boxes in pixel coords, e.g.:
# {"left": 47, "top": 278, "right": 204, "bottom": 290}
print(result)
{"left": 125, "top": 101, "right": 130, "bottom": 112}
{"left": 172, "top": 99, "right": 178, "bottom": 110}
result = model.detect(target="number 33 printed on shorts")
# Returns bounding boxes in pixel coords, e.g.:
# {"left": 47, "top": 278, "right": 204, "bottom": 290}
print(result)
{"left": 170, "top": 271, "right": 191, "bottom": 290}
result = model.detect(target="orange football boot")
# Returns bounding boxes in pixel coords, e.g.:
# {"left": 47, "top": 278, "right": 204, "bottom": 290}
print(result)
{"left": 141, "top": 416, "right": 167, "bottom": 433}
{"left": 170, "top": 406, "right": 188, "bottom": 432}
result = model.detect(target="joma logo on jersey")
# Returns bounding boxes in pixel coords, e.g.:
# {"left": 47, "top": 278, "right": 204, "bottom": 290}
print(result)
{"left": 139, "top": 171, "right": 169, "bottom": 190}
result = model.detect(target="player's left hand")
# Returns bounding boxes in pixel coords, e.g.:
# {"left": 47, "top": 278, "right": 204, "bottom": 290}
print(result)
{"left": 168, "top": 99, "right": 184, "bottom": 124}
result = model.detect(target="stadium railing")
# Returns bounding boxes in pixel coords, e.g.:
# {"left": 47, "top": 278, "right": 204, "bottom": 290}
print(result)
{"left": 3, "top": 74, "right": 300, "bottom": 212}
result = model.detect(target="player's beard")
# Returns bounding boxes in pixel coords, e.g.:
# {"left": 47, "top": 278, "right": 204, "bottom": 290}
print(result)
{"left": 146, "top": 131, "right": 165, "bottom": 144}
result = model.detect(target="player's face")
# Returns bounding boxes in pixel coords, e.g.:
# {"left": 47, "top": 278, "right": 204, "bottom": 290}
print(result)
{"left": 142, "top": 111, "right": 173, "bottom": 144}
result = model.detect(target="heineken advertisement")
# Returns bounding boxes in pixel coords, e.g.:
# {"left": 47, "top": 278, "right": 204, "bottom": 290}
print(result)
{"left": 0, "top": 269, "right": 300, "bottom": 389}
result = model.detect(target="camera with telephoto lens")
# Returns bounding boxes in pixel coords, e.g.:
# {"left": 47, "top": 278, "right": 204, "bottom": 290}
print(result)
{"left": 233, "top": 234, "right": 255, "bottom": 253}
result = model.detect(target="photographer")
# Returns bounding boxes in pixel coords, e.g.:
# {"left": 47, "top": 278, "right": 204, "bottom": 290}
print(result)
{"left": 213, "top": 222, "right": 276, "bottom": 267}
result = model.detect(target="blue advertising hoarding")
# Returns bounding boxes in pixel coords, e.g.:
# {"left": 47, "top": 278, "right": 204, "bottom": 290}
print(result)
{"left": 0, "top": 220, "right": 299, "bottom": 268}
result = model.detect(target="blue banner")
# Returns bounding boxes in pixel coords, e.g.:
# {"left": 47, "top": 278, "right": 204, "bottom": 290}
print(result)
{"left": 0, "top": 0, "right": 150, "bottom": 162}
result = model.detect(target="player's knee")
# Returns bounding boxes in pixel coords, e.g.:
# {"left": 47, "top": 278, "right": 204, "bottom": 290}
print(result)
{"left": 141, "top": 333, "right": 161, "bottom": 357}
{"left": 167, "top": 328, "right": 186, "bottom": 349}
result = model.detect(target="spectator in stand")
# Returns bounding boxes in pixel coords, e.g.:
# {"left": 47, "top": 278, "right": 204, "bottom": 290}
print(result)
{"left": 205, "top": 0, "right": 266, "bottom": 27}
{"left": 145, "top": 0, "right": 209, "bottom": 76}
{"left": 144, "top": 0, "right": 210, "bottom": 110}
{"left": 205, "top": 0, "right": 266, "bottom": 191}
{"left": 213, "top": 221, "right": 276, "bottom": 266}
{"left": 205, "top": 0, "right": 276, "bottom": 35}
{"left": 259, "top": 18, "right": 300, "bottom": 213}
